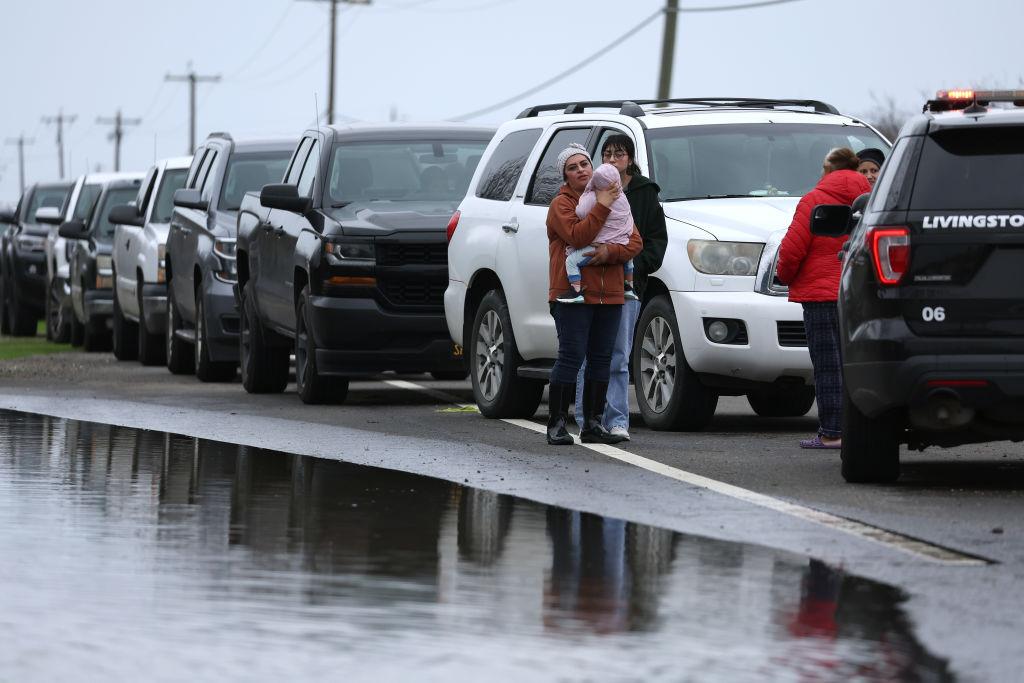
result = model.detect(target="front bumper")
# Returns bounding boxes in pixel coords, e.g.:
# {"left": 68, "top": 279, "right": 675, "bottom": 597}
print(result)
{"left": 671, "top": 290, "right": 813, "bottom": 385}
{"left": 140, "top": 282, "right": 167, "bottom": 334}
{"left": 12, "top": 251, "right": 47, "bottom": 310}
{"left": 199, "top": 277, "right": 240, "bottom": 363}
{"left": 310, "top": 295, "right": 463, "bottom": 376}
{"left": 84, "top": 289, "right": 113, "bottom": 320}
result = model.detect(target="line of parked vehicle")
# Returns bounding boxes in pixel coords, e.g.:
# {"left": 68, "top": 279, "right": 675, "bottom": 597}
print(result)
{"left": 0, "top": 98, "right": 891, "bottom": 431}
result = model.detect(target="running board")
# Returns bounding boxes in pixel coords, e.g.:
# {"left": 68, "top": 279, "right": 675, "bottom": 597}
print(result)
{"left": 517, "top": 363, "right": 553, "bottom": 381}
{"left": 174, "top": 328, "right": 197, "bottom": 344}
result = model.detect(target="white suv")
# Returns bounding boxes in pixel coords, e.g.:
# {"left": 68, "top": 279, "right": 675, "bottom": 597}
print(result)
{"left": 445, "top": 98, "right": 890, "bottom": 430}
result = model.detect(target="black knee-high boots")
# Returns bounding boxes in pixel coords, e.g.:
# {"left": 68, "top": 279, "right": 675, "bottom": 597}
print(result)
{"left": 546, "top": 382, "right": 575, "bottom": 445}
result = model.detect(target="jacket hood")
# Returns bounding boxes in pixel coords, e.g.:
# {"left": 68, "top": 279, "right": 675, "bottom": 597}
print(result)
{"left": 662, "top": 197, "right": 799, "bottom": 242}
{"left": 327, "top": 200, "right": 462, "bottom": 237}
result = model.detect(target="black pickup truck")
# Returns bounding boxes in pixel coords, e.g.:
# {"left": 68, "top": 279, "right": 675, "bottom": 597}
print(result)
{"left": 236, "top": 123, "right": 493, "bottom": 403}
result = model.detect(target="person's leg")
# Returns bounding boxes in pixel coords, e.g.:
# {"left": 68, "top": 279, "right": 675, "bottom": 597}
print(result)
{"left": 559, "top": 247, "right": 595, "bottom": 303}
{"left": 603, "top": 296, "right": 641, "bottom": 435}
{"left": 574, "top": 359, "right": 587, "bottom": 431}
{"left": 580, "top": 304, "right": 625, "bottom": 444}
{"left": 549, "top": 303, "right": 595, "bottom": 444}
{"left": 801, "top": 302, "right": 842, "bottom": 446}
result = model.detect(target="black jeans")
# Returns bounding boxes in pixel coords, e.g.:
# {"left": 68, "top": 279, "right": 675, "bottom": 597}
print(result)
{"left": 802, "top": 301, "right": 842, "bottom": 438}
{"left": 550, "top": 302, "right": 623, "bottom": 385}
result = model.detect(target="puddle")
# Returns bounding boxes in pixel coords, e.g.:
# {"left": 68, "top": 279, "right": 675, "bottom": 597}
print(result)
{"left": 0, "top": 410, "right": 952, "bottom": 681}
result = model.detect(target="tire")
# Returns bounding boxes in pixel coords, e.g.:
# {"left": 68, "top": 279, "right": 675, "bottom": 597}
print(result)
{"left": 840, "top": 385, "right": 901, "bottom": 483}
{"left": 69, "top": 310, "right": 84, "bottom": 347}
{"left": 295, "top": 285, "right": 348, "bottom": 404}
{"left": 469, "top": 290, "right": 544, "bottom": 419}
{"left": 7, "top": 282, "right": 38, "bottom": 337}
{"left": 430, "top": 368, "right": 469, "bottom": 381}
{"left": 46, "top": 277, "right": 70, "bottom": 343}
{"left": 137, "top": 286, "right": 165, "bottom": 366}
{"left": 747, "top": 385, "right": 816, "bottom": 418}
{"left": 82, "top": 314, "right": 111, "bottom": 352}
{"left": 633, "top": 295, "right": 718, "bottom": 431}
{"left": 165, "top": 281, "right": 195, "bottom": 375}
{"left": 112, "top": 287, "right": 139, "bottom": 361}
{"left": 194, "top": 289, "right": 237, "bottom": 382}
{"left": 239, "top": 280, "right": 289, "bottom": 394}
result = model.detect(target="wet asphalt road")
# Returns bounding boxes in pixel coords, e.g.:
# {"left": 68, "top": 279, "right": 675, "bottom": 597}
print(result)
{"left": 1, "top": 351, "right": 1023, "bottom": 680}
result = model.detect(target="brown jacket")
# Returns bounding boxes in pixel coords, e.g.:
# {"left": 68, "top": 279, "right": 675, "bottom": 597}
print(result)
{"left": 547, "top": 184, "right": 643, "bottom": 304}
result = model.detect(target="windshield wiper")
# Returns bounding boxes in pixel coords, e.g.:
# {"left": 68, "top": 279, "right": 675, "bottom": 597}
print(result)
{"left": 330, "top": 201, "right": 353, "bottom": 208}
{"left": 668, "top": 194, "right": 756, "bottom": 201}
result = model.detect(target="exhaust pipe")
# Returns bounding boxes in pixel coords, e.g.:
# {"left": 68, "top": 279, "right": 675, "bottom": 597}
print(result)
{"left": 910, "top": 389, "right": 975, "bottom": 431}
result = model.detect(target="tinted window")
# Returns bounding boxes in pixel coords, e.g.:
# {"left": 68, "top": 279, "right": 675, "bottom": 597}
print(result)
{"left": 218, "top": 151, "right": 292, "bottom": 211}
{"left": 647, "top": 123, "right": 890, "bottom": 201}
{"left": 26, "top": 186, "right": 71, "bottom": 221}
{"left": 868, "top": 136, "right": 921, "bottom": 213}
{"left": 135, "top": 167, "right": 158, "bottom": 215}
{"left": 150, "top": 169, "right": 189, "bottom": 223}
{"left": 297, "top": 141, "right": 319, "bottom": 197}
{"left": 526, "top": 127, "right": 592, "bottom": 205}
{"left": 475, "top": 128, "right": 542, "bottom": 201}
{"left": 327, "top": 138, "right": 490, "bottom": 204}
{"left": 188, "top": 149, "right": 210, "bottom": 189}
{"left": 286, "top": 139, "right": 313, "bottom": 185}
{"left": 910, "top": 128, "right": 1024, "bottom": 210}
{"left": 94, "top": 187, "right": 142, "bottom": 241}
{"left": 199, "top": 151, "right": 219, "bottom": 198}
{"left": 73, "top": 184, "right": 103, "bottom": 221}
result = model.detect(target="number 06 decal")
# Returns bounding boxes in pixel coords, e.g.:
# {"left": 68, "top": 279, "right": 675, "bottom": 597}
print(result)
{"left": 922, "top": 306, "right": 946, "bottom": 322}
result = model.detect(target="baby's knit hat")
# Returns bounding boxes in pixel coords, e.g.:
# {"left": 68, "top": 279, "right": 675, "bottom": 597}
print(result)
{"left": 556, "top": 143, "right": 591, "bottom": 178}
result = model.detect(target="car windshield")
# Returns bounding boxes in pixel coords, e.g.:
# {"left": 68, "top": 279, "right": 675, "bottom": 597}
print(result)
{"left": 94, "top": 187, "right": 142, "bottom": 241}
{"left": 647, "top": 123, "right": 890, "bottom": 201}
{"left": 26, "top": 186, "right": 71, "bottom": 222}
{"left": 327, "top": 139, "right": 491, "bottom": 204}
{"left": 150, "top": 169, "right": 188, "bottom": 223}
{"left": 73, "top": 184, "right": 103, "bottom": 221}
{"left": 219, "top": 152, "right": 291, "bottom": 211}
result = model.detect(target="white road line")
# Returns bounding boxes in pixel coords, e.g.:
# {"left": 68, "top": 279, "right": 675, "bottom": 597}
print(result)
{"left": 389, "top": 379, "right": 987, "bottom": 566}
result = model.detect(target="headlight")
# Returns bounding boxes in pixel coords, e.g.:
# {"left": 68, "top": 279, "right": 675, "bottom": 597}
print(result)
{"left": 157, "top": 243, "right": 166, "bottom": 283}
{"left": 687, "top": 240, "right": 764, "bottom": 276}
{"left": 213, "top": 238, "right": 236, "bottom": 260}
{"left": 324, "top": 238, "right": 374, "bottom": 262}
{"left": 213, "top": 238, "right": 237, "bottom": 283}
{"left": 97, "top": 255, "right": 112, "bottom": 272}
{"left": 16, "top": 234, "right": 46, "bottom": 252}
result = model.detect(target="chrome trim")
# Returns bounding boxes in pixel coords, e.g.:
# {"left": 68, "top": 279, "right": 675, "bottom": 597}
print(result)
{"left": 754, "top": 229, "right": 789, "bottom": 297}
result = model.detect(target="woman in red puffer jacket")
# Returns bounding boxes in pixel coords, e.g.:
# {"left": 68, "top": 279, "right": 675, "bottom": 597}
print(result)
{"left": 777, "top": 147, "right": 871, "bottom": 450}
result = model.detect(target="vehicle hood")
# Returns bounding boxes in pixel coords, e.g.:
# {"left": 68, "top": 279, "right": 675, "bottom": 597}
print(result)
{"left": 20, "top": 223, "right": 51, "bottom": 238}
{"left": 212, "top": 210, "right": 237, "bottom": 238}
{"left": 662, "top": 197, "right": 799, "bottom": 243}
{"left": 147, "top": 222, "right": 171, "bottom": 244}
{"left": 326, "top": 200, "right": 460, "bottom": 237}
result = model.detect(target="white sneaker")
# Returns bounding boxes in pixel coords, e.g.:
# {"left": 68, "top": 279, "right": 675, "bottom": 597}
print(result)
{"left": 608, "top": 426, "right": 630, "bottom": 441}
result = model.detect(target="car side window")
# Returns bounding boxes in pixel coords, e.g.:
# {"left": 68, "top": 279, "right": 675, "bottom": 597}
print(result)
{"left": 525, "top": 127, "right": 593, "bottom": 206}
{"left": 868, "top": 136, "right": 921, "bottom": 214}
{"left": 136, "top": 167, "right": 158, "bottom": 217}
{"left": 187, "top": 149, "right": 210, "bottom": 189}
{"left": 297, "top": 140, "right": 320, "bottom": 197}
{"left": 593, "top": 127, "right": 636, "bottom": 166}
{"left": 286, "top": 138, "right": 314, "bottom": 185}
{"left": 199, "top": 151, "right": 220, "bottom": 200}
{"left": 475, "top": 128, "right": 543, "bottom": 202}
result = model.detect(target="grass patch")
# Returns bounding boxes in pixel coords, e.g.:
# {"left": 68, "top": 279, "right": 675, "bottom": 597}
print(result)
{"left": 0, "top": 320, "right": 72, "bottom": 360}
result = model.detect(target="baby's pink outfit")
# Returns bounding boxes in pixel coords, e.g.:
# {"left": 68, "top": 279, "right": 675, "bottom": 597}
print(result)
{"left": 573, "top": 163, "right": 633, "bottom": 248}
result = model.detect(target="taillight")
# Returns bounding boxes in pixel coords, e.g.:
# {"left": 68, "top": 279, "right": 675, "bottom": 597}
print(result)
{"left": 446, "top": 210, "right": 460, "bottom": 244}
{"left": 868, "top": 226, "right": 910, "bottom": 285}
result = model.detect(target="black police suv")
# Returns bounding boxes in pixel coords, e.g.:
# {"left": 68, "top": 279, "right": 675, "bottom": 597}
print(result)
{"left": 812, "top": 89, "right": 1024, "bottom": 482}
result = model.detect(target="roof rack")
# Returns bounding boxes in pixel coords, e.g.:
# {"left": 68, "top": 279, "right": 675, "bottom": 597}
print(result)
{"left": 516, "top": 98, "right": 840, "bottom": 119}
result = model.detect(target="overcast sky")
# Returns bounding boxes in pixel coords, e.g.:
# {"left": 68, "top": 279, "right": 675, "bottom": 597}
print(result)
{"left": 1, "top": 0, "right": 1020, "bottom": 202}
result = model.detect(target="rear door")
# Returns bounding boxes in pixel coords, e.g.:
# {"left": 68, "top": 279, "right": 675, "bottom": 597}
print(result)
{"left": 900, "top": 125, "right": 1024, "bottom": 338}
{"left": 169, "top": 149, "right": 211, "bottom": 323}
{"left": 117, "top": 166, "right": 157, "bottom": 318}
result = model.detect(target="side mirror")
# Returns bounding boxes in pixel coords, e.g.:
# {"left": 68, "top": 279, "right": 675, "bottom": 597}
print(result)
{"left": 260, "top": 184, "right": 311, "bottom": 214}
{"left": 108, "top": 203, "right": 144, "bottom": 227}
{"left": 173, "top": 188, "right": 208, "bottom": 211}
{"left": 58, "top": 219, "right": 89, "bottom": 240}
{"left": 0, "top": 209, "right": 16, "bottom": 224}
{"left": 35, "top": 206, "right": 64, "bottom": 225}
{"left": 809, "top": 204, "right": 853, "bottom": 237}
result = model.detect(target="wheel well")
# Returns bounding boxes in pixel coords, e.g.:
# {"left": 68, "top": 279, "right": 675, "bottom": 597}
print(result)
{"left": 642, "top": 276, "right": 669, "bottom": 306}
{"left": 464, "top": 269, "right": 502, "bottom": 349}
{"left": 236, "top": 250, "right": 249, "bottom": 290}
{"left": 293, "top": 268, "right": 308, "bottom": 306}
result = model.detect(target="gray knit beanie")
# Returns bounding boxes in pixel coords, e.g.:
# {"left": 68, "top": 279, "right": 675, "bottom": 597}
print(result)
{"left": 556, "top": 143, "right": 591, "bottom": 179}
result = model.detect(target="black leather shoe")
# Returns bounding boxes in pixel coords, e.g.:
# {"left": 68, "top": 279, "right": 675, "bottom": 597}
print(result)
{"left": 546, "top": 382, "right": 575, "bottom": 446}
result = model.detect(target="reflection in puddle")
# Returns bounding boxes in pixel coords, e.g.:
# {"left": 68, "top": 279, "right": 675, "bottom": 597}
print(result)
{"left": 0, "top": 411, "right": 952, "bottom": 680}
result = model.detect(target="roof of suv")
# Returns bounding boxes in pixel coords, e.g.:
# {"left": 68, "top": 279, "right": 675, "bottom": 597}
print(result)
{"left": 326, "top": 122, "right": 496, "bottom": 139}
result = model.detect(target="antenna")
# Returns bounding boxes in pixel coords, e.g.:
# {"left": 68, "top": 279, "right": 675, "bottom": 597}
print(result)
{"left": 314, "top": 92, "right": 322, "bottom": 136}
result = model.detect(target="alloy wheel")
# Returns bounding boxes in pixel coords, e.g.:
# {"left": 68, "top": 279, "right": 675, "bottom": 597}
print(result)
{"left": 639, "top": 315, "right": 677, "bottom": 413}
{"left": 475, "top": 309, "right": 504, "bottom": 402}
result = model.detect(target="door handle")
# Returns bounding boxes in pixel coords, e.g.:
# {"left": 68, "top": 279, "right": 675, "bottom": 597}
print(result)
{"left": 501, "top": 221, "right": 519, "bottom": 234}
{"left": 125, "top": 239, "right": 131, "bottom": 250}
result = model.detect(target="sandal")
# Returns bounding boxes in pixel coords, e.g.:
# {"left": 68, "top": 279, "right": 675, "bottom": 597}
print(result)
{"left": 799, "top": 435, "right": 841, "bottom": 449}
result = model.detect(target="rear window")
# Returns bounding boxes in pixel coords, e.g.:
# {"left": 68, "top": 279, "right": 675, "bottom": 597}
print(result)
{"left": 25, "top": 186, "right": 71, "bottom": 222}
{"left": 475, "top": 128, "right": 542, "bottom": 201}
{"left": 910, "top": 128, "right": 1024, "bottom": 210}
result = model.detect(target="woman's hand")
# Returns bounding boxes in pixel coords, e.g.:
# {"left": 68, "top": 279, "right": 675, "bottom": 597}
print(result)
{"left": 596, "top": 183, "right": 621, "bottom": 208}
{"left": 587, "top": 243, "right": 611, "bottom": 265}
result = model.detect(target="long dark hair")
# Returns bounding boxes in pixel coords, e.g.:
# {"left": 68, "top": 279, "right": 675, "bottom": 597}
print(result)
{"left": 601, "top": 134, "right": 642, "bottom": 177}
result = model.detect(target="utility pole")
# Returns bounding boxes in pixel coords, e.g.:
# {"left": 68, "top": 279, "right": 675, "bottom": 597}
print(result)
{"left": 657, "top": 0, "right": 679, "bottom": 101}
{"left": 41, "top": 108, "right": 77, "bottom": 179}
{"left": 96, "top": 110, "right": 142, "bottom": 172}
{"left": 298, "top": 0, "right": 371, "bottom": 125}
{"left": 4, "top": 134, "right": 34, "bottom": 194}
{"left": 165, "top": 63, "right": 221, "bottom": 153}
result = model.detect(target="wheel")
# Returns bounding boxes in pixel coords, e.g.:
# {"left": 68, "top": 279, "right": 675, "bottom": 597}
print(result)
{"left": 747, "top": 385, "right": 816, "bottom": 417}
{"left": 69, "top": 310, "right": 84, "bottom": 347}
{"left": 295, "top": 285, "right": 348, "bottom": 404}
{"left": 46, "top": 277, "right": 70, "bottom": 342}
{"left": 469, "top": 290, "right": 544, "bottom": 418}
{"left": 165, "top": 280, "right": 195, "bottom": 375}
{"left": 111, "top": 286, "right": 139, "bottom": 361}
{"left": 430, "top": 368, "right": 469, "bottom": 381}
{"left": 82, "top": 315, "right": 111, "bottom": 352}
{"left": 840, "top": 385, "right": 901, "bottom": 483}
{"left": 633, "top": 295, "right": 718, "bottom": 431}
{"left": 239, "top": 280, "right": 289, "bottom": 394}
{"left": 7, "top": 281, "right": 38, "bottom": 337}
{"left": 194, "top": 289, "right": 237, "bottom": 382}
{"left": 137, "top": 285, "right": 164, "bottom": 366}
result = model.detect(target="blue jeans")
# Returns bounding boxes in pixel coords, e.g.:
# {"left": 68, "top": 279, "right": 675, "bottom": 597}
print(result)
{"left": 550, "top": 303, "right": 622, "bottom": 385}
{"left": 566, "top": 246, "right": 634, "bottom": 285}
{"left": 802, "top": 302, "right": 842, "bottom": 438}
{"left": 575, "top": 297, "right": 641, "bottom": 430}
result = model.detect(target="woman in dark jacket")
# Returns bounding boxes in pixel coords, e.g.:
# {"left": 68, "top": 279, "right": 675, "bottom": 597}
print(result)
{"left": 546, "top": 143, "right": 643, "bottom": 446}
{"left": 777, "top": 147, "right": 871, "bottom": 449}
{"left": 574, "top": 134, "right": 667, "bottom": 440}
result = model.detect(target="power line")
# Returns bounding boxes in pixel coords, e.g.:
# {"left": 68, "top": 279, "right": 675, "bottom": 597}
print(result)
{"left": 225, "top": 2, "right": 296, "bottom": 79}
{"left": 41, "top": 108, "right": 77, "bottom": 180}
{"left": 670, "top": 0, "right": 807, "bottom": 11}
{"left": 97, "top": 110, "right": 142, "bottom": 172}
{"left": 297, "top": 0, "right": 372, "bottom": 125}
{"left": 166, "top": 63, "right": 222, "bottom": 153}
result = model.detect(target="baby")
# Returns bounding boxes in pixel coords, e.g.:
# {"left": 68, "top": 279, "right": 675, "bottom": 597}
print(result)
{"left": 558, "top": 162, "right": 636, "bottom": 303}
